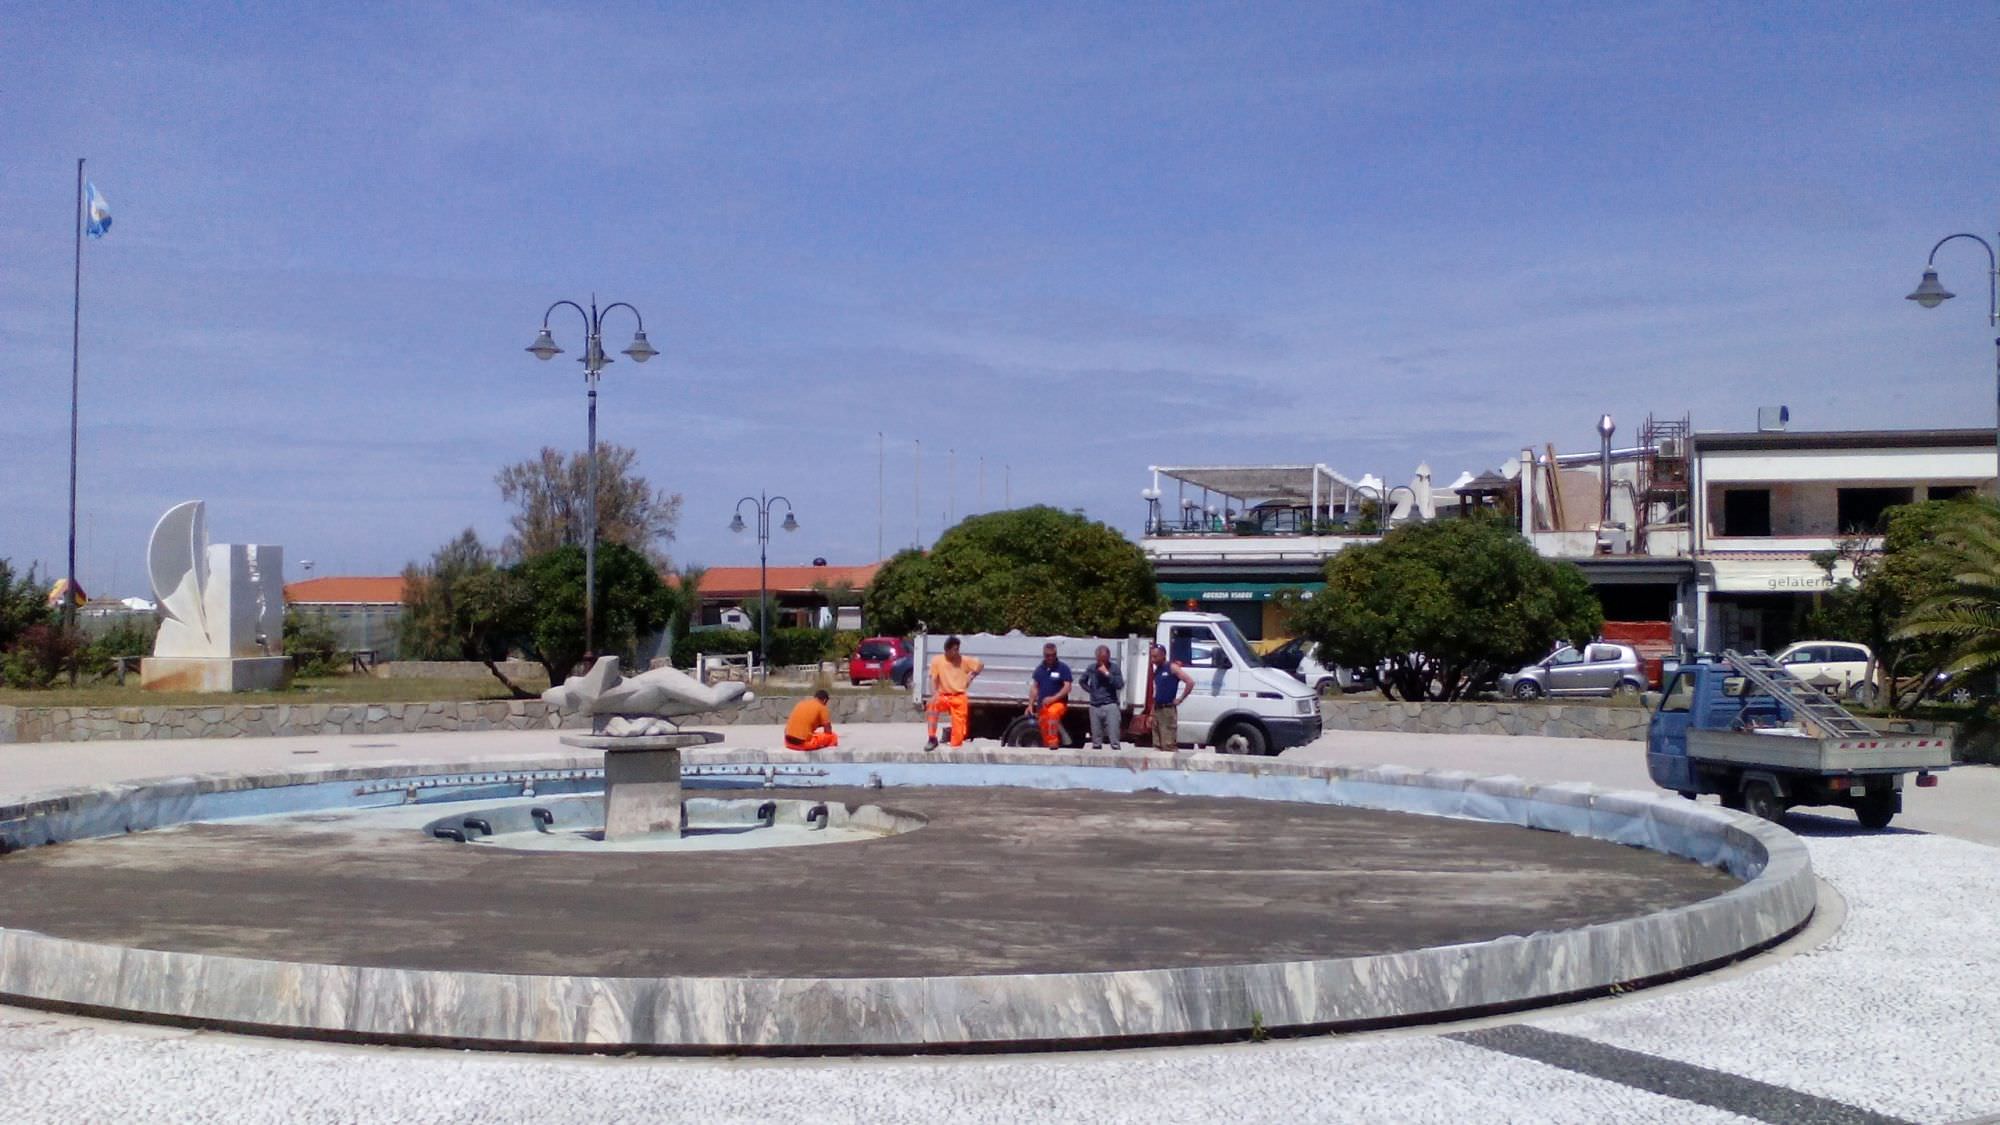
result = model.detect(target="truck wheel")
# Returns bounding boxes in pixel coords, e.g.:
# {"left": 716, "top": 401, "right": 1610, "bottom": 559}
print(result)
{"left": 1315, "top": 677, "right": 1339, "bottom": 698}
{"left": 1513, "top": 680, "right": 1544, "bottom": 700}
{"left": 1215, "top": 721, "right": 1269, "bottom": 756}
{"left": 1742, "top": 782, "right": 1784, "bottom": 824}
{"left": 1855, "top": 789, "right": 1896, "bottom": 830}
{"left": 1000, "top": 716, "right": 1042, "bottom": 748}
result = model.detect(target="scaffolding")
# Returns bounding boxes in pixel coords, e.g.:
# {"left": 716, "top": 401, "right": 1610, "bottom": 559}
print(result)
{"left": 1636, "top": 413, "right": 1692, "bottom": 549}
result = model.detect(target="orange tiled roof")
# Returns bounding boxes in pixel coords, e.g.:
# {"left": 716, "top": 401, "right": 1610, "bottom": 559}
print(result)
{"left": 688, "top": 563, "right": 883, "bottom": 599}
{"left": 285, "top": 576, "right": 407, "bottom": 604}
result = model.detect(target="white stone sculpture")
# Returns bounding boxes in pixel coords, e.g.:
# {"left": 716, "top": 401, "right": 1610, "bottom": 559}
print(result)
{"left": 542, "top": 656, "right": 753, "bottom": 726}
{"left": 140, "top": 500, "right": 290, "bottom": 692}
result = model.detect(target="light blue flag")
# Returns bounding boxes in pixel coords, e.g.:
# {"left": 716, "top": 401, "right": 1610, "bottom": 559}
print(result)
{"left": 85, "top": 181, "right": 111, "bottom": 238}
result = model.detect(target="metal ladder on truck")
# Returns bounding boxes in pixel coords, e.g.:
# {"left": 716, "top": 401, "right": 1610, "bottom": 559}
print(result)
{"left": 1721, "top": 650, "right": 1877, "bottom": 739}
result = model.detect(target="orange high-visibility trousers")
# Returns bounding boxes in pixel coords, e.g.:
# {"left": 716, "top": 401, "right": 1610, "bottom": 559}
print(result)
{"left": 1036, "top": 701, "right": 1067, "bottom": 748}
{"left": 928, "top": 691, "right": 970, "bottom": 746}
{"left": 784, "top": 731, "right": 838, "bottom": 751}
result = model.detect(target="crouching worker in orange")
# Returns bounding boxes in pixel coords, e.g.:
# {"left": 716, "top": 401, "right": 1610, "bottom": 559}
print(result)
{"left": 1026, "top": 642, "right": 1073, "bottom": 749}
{"left": 783, "top": 689, "right": 839, "bottom": 751}
{"left": 925, "top": 636, "right": 983, "bottom": 751}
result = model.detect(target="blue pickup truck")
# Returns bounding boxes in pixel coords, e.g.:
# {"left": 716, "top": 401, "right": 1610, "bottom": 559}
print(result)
{"left": 1646, "top": 651, "right": 1951, "bottom": 829}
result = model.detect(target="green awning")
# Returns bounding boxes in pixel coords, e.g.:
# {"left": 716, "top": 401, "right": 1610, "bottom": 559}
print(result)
{"left": 1158, "top": 581, "right": 1321, "bottom": 603}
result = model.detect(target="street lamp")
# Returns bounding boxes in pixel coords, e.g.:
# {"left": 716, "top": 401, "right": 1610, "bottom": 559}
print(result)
{"left": 731, "top": 492, "right": 798, "bottom": 676}
{"left": 1359, "top": 482, "right": 1418, "bottom": 533}
{"left": 526, "top": 296, "right": 656, "bottom": 662}
{"left": 1905, "top": 229, "right": 2000, "bottom": 482}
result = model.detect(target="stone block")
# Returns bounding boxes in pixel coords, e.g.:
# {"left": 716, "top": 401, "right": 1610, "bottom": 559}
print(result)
{"left": 139, "top": 657, "right": 292, "bottom": 694}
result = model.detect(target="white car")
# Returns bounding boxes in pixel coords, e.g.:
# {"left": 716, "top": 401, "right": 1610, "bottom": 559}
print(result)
{"left": 1774, "top": 640, "right": 1873, "bottom": 699}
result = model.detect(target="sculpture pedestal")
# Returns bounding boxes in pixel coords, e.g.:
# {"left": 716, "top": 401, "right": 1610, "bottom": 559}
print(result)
{"left": 139, "top": 656, "right": 292, "bottom": 694}
{"left": 563, "top": 731, "right": 722, "bottom": 840}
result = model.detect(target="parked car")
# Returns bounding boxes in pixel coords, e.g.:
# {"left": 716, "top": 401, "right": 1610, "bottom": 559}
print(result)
{"left": 847, "top": 636, "right": 909, "bottom": 685}
{"left": 890, "top": 652, "right": 914, "bottom": 688}
{"left": 1499, "top": 642, "right": 1646, "bottom": 699}
{"left": 1261, "top": 637, "right": 1376, "bottom": 695}
{"left": 1772, "top": 640, "right": 1873, "bottom": 700}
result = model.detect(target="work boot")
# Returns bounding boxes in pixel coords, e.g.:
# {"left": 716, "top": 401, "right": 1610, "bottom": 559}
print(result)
{"left": 924, "top": 737, "right": 938, "bottom": 752}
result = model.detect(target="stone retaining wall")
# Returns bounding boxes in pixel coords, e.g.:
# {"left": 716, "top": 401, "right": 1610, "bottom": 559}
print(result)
{"left": 0, "top": 692, "right": 921, "bottom": 744}
{"left": 1320, "top": 698, "right": 1652, "bottom": 741}
{"left": 370, "top": 660, "right": 545, "bottom": 681}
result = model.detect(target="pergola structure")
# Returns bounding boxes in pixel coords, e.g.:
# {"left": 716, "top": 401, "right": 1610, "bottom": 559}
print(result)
{"left": 1144, "top": 464, "right": 1368, "bottom": 534}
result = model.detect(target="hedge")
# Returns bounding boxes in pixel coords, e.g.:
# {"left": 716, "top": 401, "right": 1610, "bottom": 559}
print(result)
{"left": 672, "top": 627, "right": 837, "bottom": 669}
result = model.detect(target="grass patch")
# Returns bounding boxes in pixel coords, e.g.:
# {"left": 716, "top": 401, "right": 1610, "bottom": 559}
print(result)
{"left": 0, "top": 673, "right": 550, "bottom": 710}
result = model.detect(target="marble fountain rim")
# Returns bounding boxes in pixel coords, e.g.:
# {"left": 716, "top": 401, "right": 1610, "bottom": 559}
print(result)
{"left": 0, "top": 748, "right": 1816, "bottom": 1054}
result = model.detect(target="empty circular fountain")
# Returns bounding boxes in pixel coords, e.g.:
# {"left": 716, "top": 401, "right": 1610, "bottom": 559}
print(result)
{"left": 0, "top": 748, "right": 1814, "bottom": 1054}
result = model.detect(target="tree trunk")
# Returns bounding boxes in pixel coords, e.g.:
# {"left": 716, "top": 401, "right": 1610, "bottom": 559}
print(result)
{"left": 484, "top": 659, "right": 537, "bottom": 700}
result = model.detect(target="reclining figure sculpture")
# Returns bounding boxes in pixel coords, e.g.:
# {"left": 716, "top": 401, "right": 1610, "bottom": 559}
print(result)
{"left": 542, "top": 656, "right": 753, "bottom": 736}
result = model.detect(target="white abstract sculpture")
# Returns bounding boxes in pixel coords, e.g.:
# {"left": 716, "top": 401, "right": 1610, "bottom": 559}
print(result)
{"left": 543, "top": 656, "right": 753, "bottom": 730}
{"left": 140, "top": 501, "right": 290, "bottom": 692}
{"left": 148, "top": 500, "right": 285, "bottom": 658}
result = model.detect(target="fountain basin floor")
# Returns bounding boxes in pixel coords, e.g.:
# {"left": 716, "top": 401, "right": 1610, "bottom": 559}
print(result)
{"left": 0, "top": 785, "right": 1734, "bottom": 980}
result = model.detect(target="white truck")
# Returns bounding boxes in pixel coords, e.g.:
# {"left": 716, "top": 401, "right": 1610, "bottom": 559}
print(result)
{"left": 910, "top": 611, "right": 1322, "bottom": 754}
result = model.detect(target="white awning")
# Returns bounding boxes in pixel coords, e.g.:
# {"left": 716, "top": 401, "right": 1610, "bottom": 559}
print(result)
{"left": 1705, "top": 557, "right": 1855, "bottom": 594}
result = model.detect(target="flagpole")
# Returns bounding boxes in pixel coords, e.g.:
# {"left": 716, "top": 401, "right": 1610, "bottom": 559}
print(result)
{"left": 65, "top": 157, "right": 83, "bottom": 684}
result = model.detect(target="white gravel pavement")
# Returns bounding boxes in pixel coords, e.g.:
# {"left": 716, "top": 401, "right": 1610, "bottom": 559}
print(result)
{"left": 1539, "top": 831, "right": 2000, "bottom": 1124}
{"left": 2, "top": 726, "right": 1997, "bottom": 1121}
{"left": 0, "top": 1002, "right": 1759, "bottom": 1125}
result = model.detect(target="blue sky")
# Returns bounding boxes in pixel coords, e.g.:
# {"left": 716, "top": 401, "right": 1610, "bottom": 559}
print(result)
{"left": 3, "top": 3, "right": 1996, "bottom": 594}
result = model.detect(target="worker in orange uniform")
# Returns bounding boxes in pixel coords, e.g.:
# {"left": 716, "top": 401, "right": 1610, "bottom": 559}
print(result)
{"left": 1026, "top": 642, "right": 1074, "bottom": 749}
{"left": 925, "top": 636, "right": 983, "bottom": 750}
{"left": 783, "top": 689, "right": 839, "bottom": 751}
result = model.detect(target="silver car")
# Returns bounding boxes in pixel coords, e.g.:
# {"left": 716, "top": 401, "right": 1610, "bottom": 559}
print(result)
{"left": 1499, "top": 642, "right": 1646, "bottom": 699}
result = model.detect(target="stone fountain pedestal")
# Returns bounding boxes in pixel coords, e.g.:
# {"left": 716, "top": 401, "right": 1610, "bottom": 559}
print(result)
{"left": 560, "top": 730, "right": 723, "bottom": 840}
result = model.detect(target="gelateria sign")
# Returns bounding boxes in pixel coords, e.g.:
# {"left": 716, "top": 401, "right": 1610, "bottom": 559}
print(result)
{"left": 1705, "top": 557, "right": 1856, "bottom": 594}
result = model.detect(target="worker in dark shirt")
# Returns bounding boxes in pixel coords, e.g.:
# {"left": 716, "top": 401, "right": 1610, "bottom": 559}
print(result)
{"left": 1026, "top": 642, "right": 1074, "bottom": 749}
{"left": 1077, "top": 645, "right": 1125, "bottom": 750}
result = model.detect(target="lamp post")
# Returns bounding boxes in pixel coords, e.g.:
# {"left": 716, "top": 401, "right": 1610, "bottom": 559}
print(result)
{"left": 526, "top": 297, "right": 657, "bottom": 662}
{"left": 1359, "top": 482, "right": 1418, "bottom": 533}
{"left": 1905, "top": 229, "right": 2000, "bottom": 482}
{"left": 730, "top": 492, "right": 798, "bottom": 676}
{"left": 1141, "top": 486, "right": 1162, "bottom": 533}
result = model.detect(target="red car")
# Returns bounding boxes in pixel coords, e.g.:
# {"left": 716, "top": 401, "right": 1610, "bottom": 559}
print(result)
{"left": 848, "top": 636, "right": 909, "bottom": 685}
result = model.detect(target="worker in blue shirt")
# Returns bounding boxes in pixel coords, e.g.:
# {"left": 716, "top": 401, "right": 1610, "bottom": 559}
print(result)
{"left": 1026, "top": 643, "right": 1074, "bottom": 749}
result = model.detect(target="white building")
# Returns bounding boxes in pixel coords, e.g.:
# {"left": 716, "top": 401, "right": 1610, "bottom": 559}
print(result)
{"left": 1519, "top": 417, "right": 1995, "bottom": 654}
{"left": 1136, "top": 420, "right": 1998, "bottom": 655}
{"left": 1687, "top": 426, "right": 1992, "bottom": 652}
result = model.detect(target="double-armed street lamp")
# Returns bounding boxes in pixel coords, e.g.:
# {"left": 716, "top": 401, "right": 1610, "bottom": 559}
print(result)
{"left": 1905, "top": 228, "right": 2000, "bottom": 481}
{"left": 730, "top": 493, "right": 798, "bottom": 676}
{"left": 526, "top": 296, "right": 658, "bottom": 661}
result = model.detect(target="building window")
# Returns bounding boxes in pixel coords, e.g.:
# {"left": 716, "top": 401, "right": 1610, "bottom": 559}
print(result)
{"left": 1837, "top": 487, "right": 1914, "bottom": 534}
{"left": 1929, "top": 485, "right": 1977, "bottom": 502}
{"left": 1721, "top": 489, "right": 1771, "bottom": 537}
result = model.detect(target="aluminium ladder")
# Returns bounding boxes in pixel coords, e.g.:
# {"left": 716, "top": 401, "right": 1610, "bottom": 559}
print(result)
{"left": 1721, "top": 649, "right": 1877, "bottom": 739}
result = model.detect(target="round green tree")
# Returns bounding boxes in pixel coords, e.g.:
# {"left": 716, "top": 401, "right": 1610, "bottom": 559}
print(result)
{"left": 510, "top": 541, "right": 678, "bottom": 683}
{"left": 1285, "top": 516, "right": 1602, "bottom": 700}
{"left": 863, "top": 507, "right": 1162, "bottom": 637}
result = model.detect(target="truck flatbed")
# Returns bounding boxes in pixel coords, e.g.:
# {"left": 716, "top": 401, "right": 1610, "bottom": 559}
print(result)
{"left": 1685, "top": 728, "right": 1955, "bottom": 774}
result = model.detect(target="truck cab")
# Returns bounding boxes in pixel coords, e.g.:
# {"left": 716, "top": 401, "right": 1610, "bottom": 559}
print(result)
{"left": 1158, "top": 611, "right": 1321, "bottom": 755}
